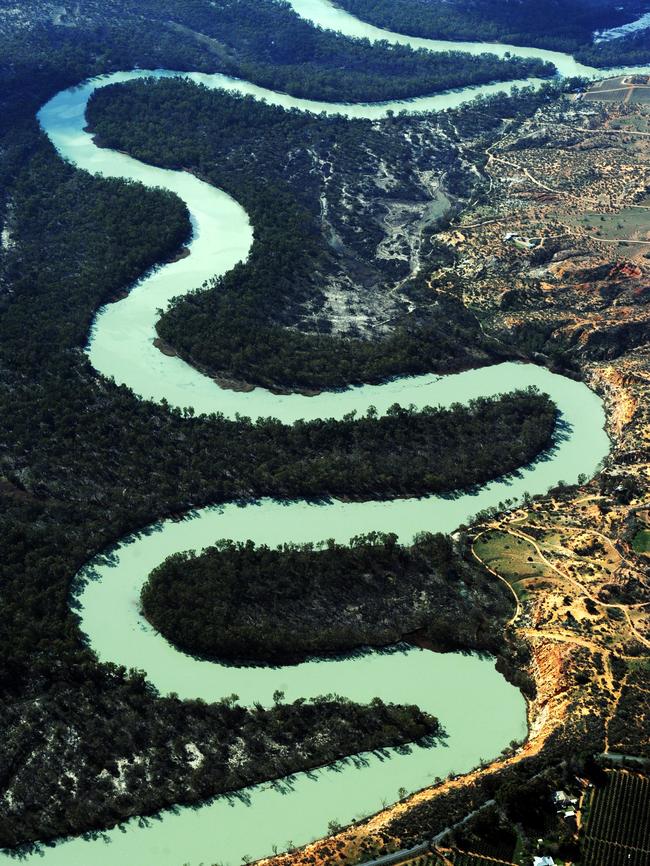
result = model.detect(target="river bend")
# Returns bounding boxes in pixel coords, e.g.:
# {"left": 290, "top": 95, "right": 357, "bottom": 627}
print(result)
{"left": 6, "top": 3, "right": 634, "bottom": 863}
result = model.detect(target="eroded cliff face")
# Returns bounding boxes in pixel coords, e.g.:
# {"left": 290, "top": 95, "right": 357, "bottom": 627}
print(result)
{"left": 589, "top": 362, "right": 643, "bottom": 440}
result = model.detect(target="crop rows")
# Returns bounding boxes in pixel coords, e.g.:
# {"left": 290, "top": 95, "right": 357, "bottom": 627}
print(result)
{"left": 472, "top": 839, "right": 516, "bottom": 862}
{"left": 448, "top": 853, "right": 514, "bottom": 866}
{"left": 399, "top": 854, "right": 447, "bottom": 866}
{"left": 581, "top": 836, "right": 650, "bottom": 866}
{"left": 393, "top": 853, "right": 443, "bottom": 866}
{"left": 583, "top": 770, "right": 650, "bottom": 865}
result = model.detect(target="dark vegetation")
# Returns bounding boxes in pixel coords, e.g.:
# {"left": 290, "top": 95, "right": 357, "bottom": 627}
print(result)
{"left": 0, "top": 681, "right": 440, "bottom": 848}
{"left": 449, "top": 803, "right": 518, "bottom": 863}
{"left": 0, "top": 18, "right": 568, "bottom": 847}
{"left": 335, "top": 0, "right": 650, "bottom": 65}
{"left": 151, "top": 0, "right": 556, "bottom": 100}
{"left": 86, "top": 76, "right": 567, "bottom": 389}
{"left": 0, "top": 140, "right": 446, "bottom": 848}
{"left": 0, "top": 0, "right": 555, "bottom": 105}
{"left": 382, "top": 745, "right": 607, "bottom": 865}
{"left": 233, "top": 390, "right": 557, "bottom": 497}
{"left": 372, "top": 650, "right": 648, "bottom": 865}
{"left": 2, "top": 153, "right": 190, "bottom": 364}
{"left": 607, "top": 668, "right": 650, "bottom": 757}
{"left": 141, "top": 532, "right": 518, "bottom": 663}
{"left": 347, "top": 746, "right": 600, "bottom": 864}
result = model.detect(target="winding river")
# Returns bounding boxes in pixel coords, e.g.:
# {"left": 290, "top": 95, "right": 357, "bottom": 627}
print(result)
{"left": 5, "top": 1, "right": 640, "bottom": 863}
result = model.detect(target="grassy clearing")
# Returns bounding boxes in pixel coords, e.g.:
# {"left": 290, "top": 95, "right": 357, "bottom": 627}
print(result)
{"left": 566, "top": 208, "right": 650, "bottom": 242}
{"left": 632, "top": 529, "right": 650, "bottom": 553}
{"left": 611, "top": 115, "right": 650, "bottom": 133}
{"left": 474, "top": 531, "right": 547, "bottom": 593}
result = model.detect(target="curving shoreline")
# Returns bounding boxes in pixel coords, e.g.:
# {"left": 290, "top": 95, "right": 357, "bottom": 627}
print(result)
{"left": 75, "top": 364, "right": 608, "bottom": 701}
{"left": 288, "top": 0, "right": 650, "bottom": 79}
{"left": 8, "top": 6, "right": 635, "bottom": 864}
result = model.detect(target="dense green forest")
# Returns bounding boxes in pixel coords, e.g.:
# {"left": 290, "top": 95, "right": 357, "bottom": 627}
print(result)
{"left": 142, "top": 532, "right": 516, "bottom": 663}
{"left": 86, "top": 77, "right": 488, "bottom": 389}
{"left": 234, "top": 390, "right": 558, "bottom": 497}
{"left": 146, "top": 0, "right": 556, "bottom": 99}
{"left": 606, "top": 667, "right": 650, "bottom": 758}
{"left": 87, "top": 76, "right": 570, "bottom": 389}
{"left": 335, "top": 0, "right": 650, "bottom": 65}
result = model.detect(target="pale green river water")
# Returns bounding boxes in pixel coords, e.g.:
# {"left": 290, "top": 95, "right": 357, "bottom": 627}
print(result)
{"left": 4, "top": 3, "right": 633, "bottom": 862}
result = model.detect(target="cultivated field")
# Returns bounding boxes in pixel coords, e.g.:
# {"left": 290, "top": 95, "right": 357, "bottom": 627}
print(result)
{"left": 581, "top": 769, "right": 650, "bottom": 866}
